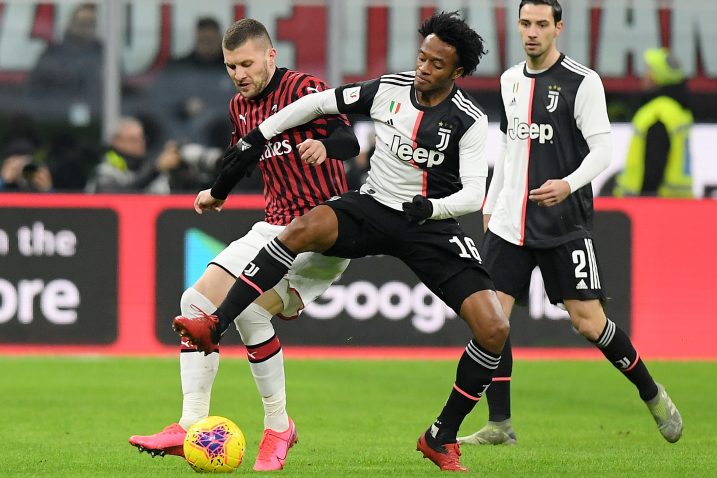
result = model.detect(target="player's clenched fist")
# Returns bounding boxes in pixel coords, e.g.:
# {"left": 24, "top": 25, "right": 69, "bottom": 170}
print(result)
{"left": 298, "top": 139, "right": 327, "bottom": 166}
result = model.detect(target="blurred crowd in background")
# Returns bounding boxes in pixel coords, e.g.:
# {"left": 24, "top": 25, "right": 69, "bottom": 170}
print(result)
{"left": 1, "top": 4, "right": 234, "bottom": 194}
{"left": 0, "top": 3, "right": 705, "bottom": 197}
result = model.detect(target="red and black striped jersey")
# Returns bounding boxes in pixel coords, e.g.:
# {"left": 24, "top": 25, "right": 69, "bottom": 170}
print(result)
{"left": 228, "top": 67, "right": 349, "bottom": 225}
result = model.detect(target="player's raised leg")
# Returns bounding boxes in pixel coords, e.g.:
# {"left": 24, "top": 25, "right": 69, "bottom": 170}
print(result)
{"left": 173, "top": 205, "right": 339, "bottom": 352}
{"left": 173, "top": 237, "right": 297, "bottom": 351}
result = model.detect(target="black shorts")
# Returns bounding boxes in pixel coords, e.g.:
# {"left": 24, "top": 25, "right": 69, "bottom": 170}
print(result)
{"left": 482, "top": 230, "right": 606, "bottom": 305}
{"left": 323, "top": 191, "right": 494, "bottom": 313}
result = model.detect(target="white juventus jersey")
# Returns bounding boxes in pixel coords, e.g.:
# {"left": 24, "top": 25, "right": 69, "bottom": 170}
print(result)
{"left": 488, "top": 54, "right": 611, "bottom": 248}
{"left": 334, "top": 71, "right": 488, "bottom": 212}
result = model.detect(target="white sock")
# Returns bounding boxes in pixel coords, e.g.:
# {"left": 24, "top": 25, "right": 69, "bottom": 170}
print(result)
{"left": 178, "top": 287, "right": 220, "bottom": 430}
{"left": 235, "top": 303, "right": 289, "bottom": 432}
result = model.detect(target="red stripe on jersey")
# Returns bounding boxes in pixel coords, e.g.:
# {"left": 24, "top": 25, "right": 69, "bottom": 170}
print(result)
{"left": 411, "top": 111, "right": 424, "bottom": 147}
{"left": 409, "top": 111, "right": 425, "bottom": 172}
{"left": 246, "top": 335, "right": 282, "bottom": 363}
{"left": 520, "top": 78, "right": 536, "bottom": 246}
{"left": 229, "top": 69, "right": 348, "bottom": 225}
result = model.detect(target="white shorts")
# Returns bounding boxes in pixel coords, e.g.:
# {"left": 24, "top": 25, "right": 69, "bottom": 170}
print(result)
{"left": 210, "top": 221, "right": 349, "bottom": 319}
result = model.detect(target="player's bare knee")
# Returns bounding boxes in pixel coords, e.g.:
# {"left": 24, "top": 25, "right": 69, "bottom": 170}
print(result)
{"left": 278, "top": 216, "right": 313, "bottom": 252}
{"left": 486, "top": 311, "right": 510, "bottom": 350}
{"left": 472, "top": 309, "right": 509, "bottom": 353}
{"left": 571, "top": 316, "right": 602, "bottom": 341}
{"left": 280, "top": 208, "right": 335, "bottom": 252}
{"left": 567, "top": 301, "right": 605, "bottom": 341}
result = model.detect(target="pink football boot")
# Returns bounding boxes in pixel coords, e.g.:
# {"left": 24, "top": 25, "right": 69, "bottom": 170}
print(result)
{"left": 253, "top": 418, "right": 298, "bottom": 471}
{"left": 129, "top": 423, "right": 186, "bottom": 457}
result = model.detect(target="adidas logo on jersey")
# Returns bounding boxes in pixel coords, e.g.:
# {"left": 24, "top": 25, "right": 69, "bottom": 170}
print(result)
{"left": 389, "top": 135, "right": 444, "bottom": 167}
{"left": 385, "top": 118, "right": 394, "bottom": 126}
{"left": 576, "top": 279, "right": 588, "bottom": 290}
{"left": 507, "top": 117, "right": 554, "bottom": 144}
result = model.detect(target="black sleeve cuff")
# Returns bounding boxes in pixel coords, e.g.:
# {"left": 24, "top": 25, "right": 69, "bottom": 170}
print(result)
{"left": 210, "top": 174, "right": 233, "bottom": 200}
{"left": 319, "top": 123, "right": 360, "bottom": 160}
{"left": 243, "top": 127, "right": 266, "bottom": 147}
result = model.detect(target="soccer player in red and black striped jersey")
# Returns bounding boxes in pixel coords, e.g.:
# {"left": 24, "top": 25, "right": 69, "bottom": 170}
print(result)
{"left": 129, "top": 19, "right": 359, "bottom": 471}
{"left": 220, "top": 50, "right": 351, "bottom": 225}
{"left": 457, "top": 0, "right": 682, "bottom": 447}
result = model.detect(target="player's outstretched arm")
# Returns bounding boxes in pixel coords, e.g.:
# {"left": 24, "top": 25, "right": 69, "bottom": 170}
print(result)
{"left": 298, "top": 122, "right": 360, "bottom": 166}
{"left": 247, "top": 89, "right": 340, "bottom": 145}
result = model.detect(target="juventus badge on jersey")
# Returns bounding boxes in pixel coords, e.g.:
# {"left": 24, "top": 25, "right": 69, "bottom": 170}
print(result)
{"left": 436, "top": 121, "right": 453, "bottom": 151}
{"left": 546, "top": 85, "right": 561, "bottom": 112}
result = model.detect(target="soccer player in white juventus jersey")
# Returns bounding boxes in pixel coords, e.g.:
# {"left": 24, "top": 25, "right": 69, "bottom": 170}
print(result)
{"left": 173, "top": 12, "right": 509, "bottom": 472}
{"left": 457, "top": 0, "right": 682, "bottom": 447}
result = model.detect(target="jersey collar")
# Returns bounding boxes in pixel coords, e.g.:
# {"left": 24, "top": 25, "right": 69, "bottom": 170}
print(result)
{"left": 522, "top": 53, "right": 565, "bottom": 78}
{"left": 409, "top": 82, "right": 458, "bottom": 111}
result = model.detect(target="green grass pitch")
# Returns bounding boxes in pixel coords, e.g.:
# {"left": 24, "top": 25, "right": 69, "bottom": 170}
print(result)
{"left": 1, "top": 357, "right": 715, "bottom": 477}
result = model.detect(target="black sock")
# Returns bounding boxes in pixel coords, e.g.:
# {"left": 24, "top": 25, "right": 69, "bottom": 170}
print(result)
{"left": 486, "top": 335, "right": 512, "bottom": 422}
{"left": 215, "top": 238, "right": 296, "bottom": 333}
{"left": 429, "top": 339, "right": 499, "bottom": 446}
{"left": 592, "top": 318, "right": 658, "bottom": 401}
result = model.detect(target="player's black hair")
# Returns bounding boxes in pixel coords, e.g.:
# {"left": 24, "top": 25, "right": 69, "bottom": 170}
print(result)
{"left": 223, "top": 18, "right": 273, "bottom": 50}
{"left": 418, "top": 11, "right": 486, "bottom": 77}
{"left": 519, "top": 0, "right": 563, "bottom": 23}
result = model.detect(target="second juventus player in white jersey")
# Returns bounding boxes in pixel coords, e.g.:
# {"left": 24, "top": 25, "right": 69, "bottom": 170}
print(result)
{"left": 173, "top": 12, "right": 510, "bottom": 472}
{"left": 458, "top": 0, "right": 682, "bottom": 447}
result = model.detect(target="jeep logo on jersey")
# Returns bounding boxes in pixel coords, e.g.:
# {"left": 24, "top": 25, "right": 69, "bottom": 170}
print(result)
{"left": 389, "top": 135, "right": 445, "bottom": 167}
{"left": 508, "top": 117, "right": 554, "bottom": 144}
